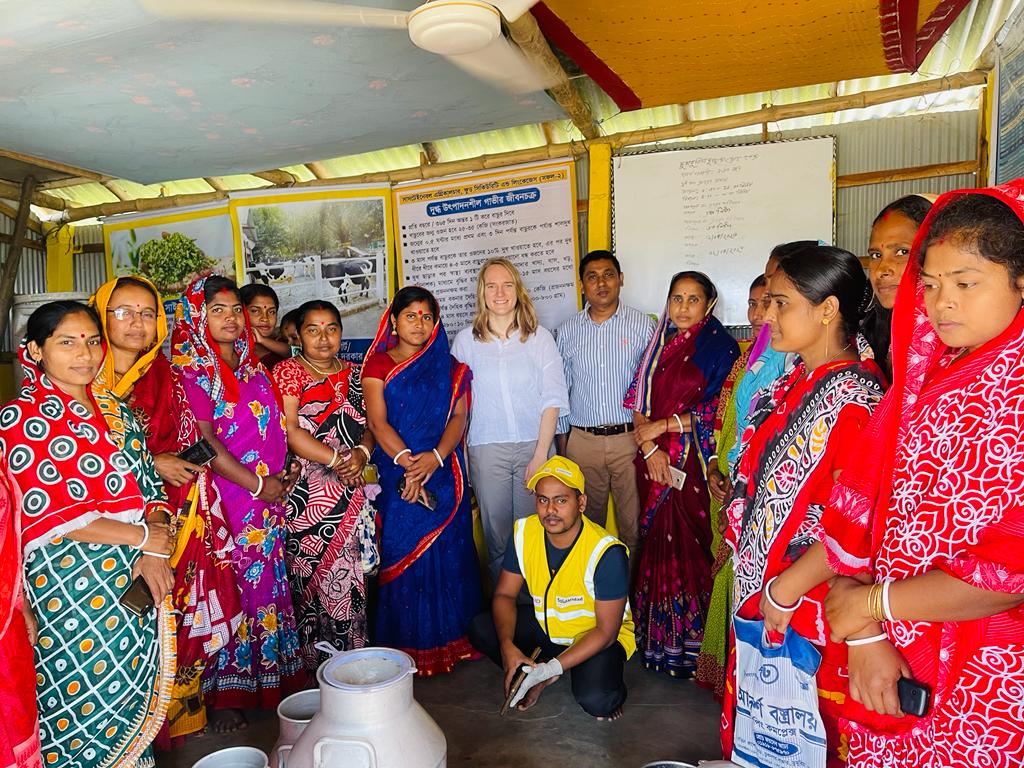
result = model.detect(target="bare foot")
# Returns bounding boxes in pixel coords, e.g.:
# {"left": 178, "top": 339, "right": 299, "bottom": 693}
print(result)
{"left": 209, "top": 708, "right": 248, "bottom": 733}
{"left": 516, "top": 676, "right": 560, "bottom": 712}
{"left": 596, "top": 707, "right": 624, "bottom": 721}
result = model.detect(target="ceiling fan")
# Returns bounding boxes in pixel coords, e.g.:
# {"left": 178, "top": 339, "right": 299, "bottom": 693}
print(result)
{"left": 138, "top": 0, "right": 554, "bottom": 94}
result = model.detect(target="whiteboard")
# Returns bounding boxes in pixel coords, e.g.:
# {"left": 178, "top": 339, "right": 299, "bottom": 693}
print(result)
{"left": 612, "top": 137, "right": 835, "bottom": 325}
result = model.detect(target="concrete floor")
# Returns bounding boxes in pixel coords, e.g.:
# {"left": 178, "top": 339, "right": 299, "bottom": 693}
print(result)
{"left": 156, "top": 655, "right": 724, "bottom": 767}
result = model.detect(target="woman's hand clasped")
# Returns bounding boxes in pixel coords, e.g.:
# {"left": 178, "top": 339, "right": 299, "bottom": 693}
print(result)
{"left": 403, "top": 451, "right": 439, "bottom": 486}
{"left": 141, "top": 521, "right": 175, "bottom": 558}
{"left": 257, "top": 474, "right": 288, "bottom": 504}
{"left": 336, "top": 448, "right": 367, "bottom": 487}
{"left": 153, "top": 453, "right": 202, "bottom": 488}
{"left": 635, "top": 419, "right": 667, "bottom": 447}
{"left": 825, "top": 576, "right": 875, "bottom": 642}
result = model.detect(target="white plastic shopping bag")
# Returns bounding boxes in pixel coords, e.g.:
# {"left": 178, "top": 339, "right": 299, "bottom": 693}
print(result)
{"left": 731, "top": 617, "right": 827, "bottom": 768}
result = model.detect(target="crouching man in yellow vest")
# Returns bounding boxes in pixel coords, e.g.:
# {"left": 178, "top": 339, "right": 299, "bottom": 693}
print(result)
{"left": 468, "top": 456, "right": 636, "bottom": 719}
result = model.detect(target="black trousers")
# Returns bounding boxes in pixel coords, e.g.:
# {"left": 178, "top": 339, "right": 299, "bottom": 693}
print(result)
{"left": 468, "top": 607, "right": 627, "bottom": 717}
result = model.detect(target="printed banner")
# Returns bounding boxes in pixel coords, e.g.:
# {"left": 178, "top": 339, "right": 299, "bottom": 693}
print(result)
{"left": 229, "top": 185, "right": 393, "bottom": 361}
{"left": 393, "top": 160, "right": 581, "bottom": 337}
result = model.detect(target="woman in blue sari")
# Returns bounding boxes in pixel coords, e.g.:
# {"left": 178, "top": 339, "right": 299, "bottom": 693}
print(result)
{"left": 362, "top": 286, "right": 481, "bottom": 675}
{"left": 625, "top": 271, "right": 739, "bottom": 677}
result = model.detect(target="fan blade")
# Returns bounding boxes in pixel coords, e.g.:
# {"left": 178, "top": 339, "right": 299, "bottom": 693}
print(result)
{"left": 444, "top": 34, "right": 555, "bottom": 94}
{"left": 490, "top": 0, "right": 538, "bottom": 23}
{"left": 137, "top": 0, "right": 408, "bottom": 30}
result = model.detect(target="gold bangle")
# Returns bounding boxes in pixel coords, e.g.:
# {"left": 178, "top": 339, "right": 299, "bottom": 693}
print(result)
{"left": 866, "top": 583, "right": 883, "bottom": 623}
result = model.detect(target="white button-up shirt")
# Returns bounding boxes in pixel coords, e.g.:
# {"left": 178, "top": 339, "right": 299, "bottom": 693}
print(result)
{"left": 451, "top": 325, "right": 569, "bottom": 448}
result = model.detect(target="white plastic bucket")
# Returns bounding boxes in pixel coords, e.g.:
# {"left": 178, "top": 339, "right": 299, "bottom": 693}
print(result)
{"left": 192, "top": 746, "right": 269, "bottom": 768}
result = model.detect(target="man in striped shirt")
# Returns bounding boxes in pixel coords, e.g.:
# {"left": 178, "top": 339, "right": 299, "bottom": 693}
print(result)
{"left": 555, "top": 250, "right": 655, "bottom": 559}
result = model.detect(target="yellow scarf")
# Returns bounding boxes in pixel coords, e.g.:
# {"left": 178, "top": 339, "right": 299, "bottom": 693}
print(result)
{"left": 90, "top": 275, "right": 169, "bottom": 398}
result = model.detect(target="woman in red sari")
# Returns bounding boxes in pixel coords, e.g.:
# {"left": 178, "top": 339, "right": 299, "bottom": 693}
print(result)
{"left": 722, "top": 245, "right": 886, "bottom": 766}
{"left": 626, "top": 271, "right": 739, "bottom": 677}
{"left": 813, "top": 183, "right": 1024, "bottom": 768}
{"left": 0, "top": 454, "right": 39, "bottom": 768}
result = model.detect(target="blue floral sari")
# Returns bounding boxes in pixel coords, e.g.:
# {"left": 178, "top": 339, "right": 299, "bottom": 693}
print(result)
{"left": 362, "top": 307, "right": 481, "bottom": 675}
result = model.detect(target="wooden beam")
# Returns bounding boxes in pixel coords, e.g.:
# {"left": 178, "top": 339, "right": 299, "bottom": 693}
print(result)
{"left": 305, "top": 162, "right": 329, "bottom": 180}
{"left": 101, "top": 180, "right": 128, "bottom": 202}
{"left": 505, "top": 13, "right": 600, "bottom": 140}
{"left": 836, "top": 159, "right": 979, "bottom": 188}
{"left": 541, "top": 121, "right": 558, "bottom": 145}
{"left": 37, "top": 176, "right": 109, "bottom": 191}
{"left": 421, "top": 142, "right": 440, "bottom": 165}
{"left": 63, "top": 191, "right": 226, "bottom": 223}
{"left": 251, "top": 170, "right": 297, "bottom": 186}
{"left": 0, "top": 200, "right": 42, "bottom": 234}
{"left": 204, "top": 176, "right": 228, "bottom": 192}
{"left": 0, "top": 176, "right": 38, "bottom": 341}
{"left": 55, "top": 69, "right": 990, "bottom": 223}
{"left": 76, "top": 242, "right": 106, "bottom": 254}
{"left": 0, "top": 179, "right": 68, "bottom": 212}
{"left": 0, "top": 148, "right": 108, "bottom": 182}
{"left": 977, "top": 71, "right": 995, "bottom": 186}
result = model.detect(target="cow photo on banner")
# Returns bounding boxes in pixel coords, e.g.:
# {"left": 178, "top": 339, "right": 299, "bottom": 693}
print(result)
{"left": 229, "top": 185, "right": 393, "bottom": 360}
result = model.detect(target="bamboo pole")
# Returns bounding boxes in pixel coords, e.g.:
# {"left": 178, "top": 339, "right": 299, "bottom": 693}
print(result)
{"left": 0, "top": 180, "right": 68, "bottom": 212}
{"left": 54, "top": 68, "right": 989, "bottom": 223}
{"left": 0, "top": 148, "right": 108, "bottom": 182}
{"left": 204, "top": 176, "right": 228, "bottom": 192}
{"left": 505, "top": 12, "right": 599, "bottom": 140}
{"left": 64, "top": 190, "right": 227, "bottom": 223}
{"left": 0, "top": 177, "right": 38, "bottom": 341}
{"left": 305, "top": 162, "right": 330, "bottom": 180}
{"left": 836, "top": 159, "right": 979, "bottom": 188}
{"left": 251, "top": 170, "right": 296, "bottom": 186}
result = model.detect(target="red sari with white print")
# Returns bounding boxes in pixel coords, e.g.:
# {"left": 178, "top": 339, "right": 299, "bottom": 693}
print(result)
{"left": 821, "top": 180, "right": 1024, "bottom": 768}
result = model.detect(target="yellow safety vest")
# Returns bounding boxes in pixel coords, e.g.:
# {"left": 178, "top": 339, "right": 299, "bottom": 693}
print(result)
{"left": 513, "top": 515, "right": 636, "bottom": 658}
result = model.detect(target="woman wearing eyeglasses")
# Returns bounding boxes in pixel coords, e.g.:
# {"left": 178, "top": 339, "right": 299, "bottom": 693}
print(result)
{"left": 90, "top": 276, "right": 244, "bottom": 741}
{"left": 92, "top": 277, "right": 202, "bottom": 504}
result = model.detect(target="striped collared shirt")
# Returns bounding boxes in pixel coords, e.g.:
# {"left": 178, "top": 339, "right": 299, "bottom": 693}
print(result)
{"left": 555, "top": 303, "right": 655, "bottom": 433}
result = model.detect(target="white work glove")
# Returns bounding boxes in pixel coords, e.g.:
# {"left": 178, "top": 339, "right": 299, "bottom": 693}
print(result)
{"left": 508, "top": 658, "right": 563, "bottom": 709}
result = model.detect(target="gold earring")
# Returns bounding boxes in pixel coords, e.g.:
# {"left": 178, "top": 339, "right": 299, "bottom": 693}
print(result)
{"left": 823, "top": 317, "right": 831, "bottom": 358}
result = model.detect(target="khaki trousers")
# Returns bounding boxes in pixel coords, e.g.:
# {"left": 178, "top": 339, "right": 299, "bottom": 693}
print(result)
{"left": 565, "top": 427, "right": 641, "bottom": 551}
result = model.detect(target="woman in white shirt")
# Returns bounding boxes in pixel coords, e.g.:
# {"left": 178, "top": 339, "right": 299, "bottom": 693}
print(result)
{"left": 452, "top": 258, "right": 569, "bottom": 586}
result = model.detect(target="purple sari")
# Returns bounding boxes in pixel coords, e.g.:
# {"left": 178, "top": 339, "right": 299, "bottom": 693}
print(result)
{"left": 172, "top": 275, "right": 302, "bottom": 709}
{"left": 625, "top": 314, "right": 739, "bottom": 677}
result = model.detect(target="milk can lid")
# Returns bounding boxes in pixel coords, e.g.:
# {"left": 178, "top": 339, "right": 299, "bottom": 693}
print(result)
{"left": 319, "top": 646, "right": 417, "bottom": 691}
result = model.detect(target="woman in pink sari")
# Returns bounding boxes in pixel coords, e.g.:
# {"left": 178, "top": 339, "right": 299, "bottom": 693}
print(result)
{"left": 171, "top": 274, "right": 302, "bottom": 731}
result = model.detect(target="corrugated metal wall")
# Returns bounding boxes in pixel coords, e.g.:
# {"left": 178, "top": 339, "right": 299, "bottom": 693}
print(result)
{"left": 72, "top": 224, "right": 107, "bottom": 294}
{"left": 0, "top": 213, "right": 49, "bottom": 351}
{"left": 616, "top": 110, "right": 978, "bottom": 258}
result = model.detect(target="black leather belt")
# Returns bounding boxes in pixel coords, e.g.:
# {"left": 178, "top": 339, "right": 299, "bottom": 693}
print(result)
{"left": 573, "top": 423, "right": 635, "bottom": 437}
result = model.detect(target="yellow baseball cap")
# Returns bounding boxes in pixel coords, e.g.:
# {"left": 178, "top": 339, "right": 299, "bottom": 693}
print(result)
{"left": 527, "top": 456, "right": 585, "bottom": 494}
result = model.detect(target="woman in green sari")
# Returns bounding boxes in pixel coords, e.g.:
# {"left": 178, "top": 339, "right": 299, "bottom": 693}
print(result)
{"left": 0, "top": 301, "right": 176, "bottom": 768}
{"left": 695, "top": 275, "right": 766, "bottom": 696}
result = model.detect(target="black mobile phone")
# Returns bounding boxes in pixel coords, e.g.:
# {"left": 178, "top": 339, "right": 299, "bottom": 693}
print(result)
{"left": 283, "top": 450, "right": 296, "bottom": 475}
{"left": 897, "top": 676, "right": 931, "bottom": 717}
{"left": 177, "top": 438, "right": 216, "bottom": 467}
{"left": 119, "top": 575, "right": 154, "bottom": 618}
{"left": 397, "top": 476, "right": 438, "bottom": 511}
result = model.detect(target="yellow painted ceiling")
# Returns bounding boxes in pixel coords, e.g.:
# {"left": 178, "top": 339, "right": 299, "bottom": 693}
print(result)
{"left": 541, "top": 0, "right": 933, "bottom": 107}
